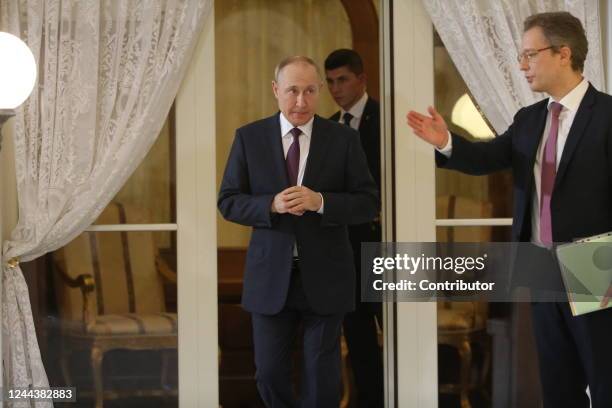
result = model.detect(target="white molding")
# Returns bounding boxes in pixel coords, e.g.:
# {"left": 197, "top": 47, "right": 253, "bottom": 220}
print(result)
{"left": 85, "top": 224, "right": 178, "bottom": 232}
{"left": 175, "top": 8, "right": 218, "bottom": 407}
{"left": 394, "top": 0, "right": 438, "bottom": 407}
{"left": 380, "top": 0, "right": 396, "bottom": 405}
{"left": 0, "top": 116, "right": 17, "bottom": 386}
{"left": 603, "top": 0, "right": 612, "bottom": 92}
{"left": 436, "top": 218, "right": 513, "bottom": 227}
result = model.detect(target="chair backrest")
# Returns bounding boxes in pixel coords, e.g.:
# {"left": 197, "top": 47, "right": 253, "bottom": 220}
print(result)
{"left": 436, "top": 195, "right": 493, "bottom": 242}
{"left": 436, "top": 195, "right": 492, "bottom": 328}
{"left": 53, "top": 202, "right": 165, "bottom": 324}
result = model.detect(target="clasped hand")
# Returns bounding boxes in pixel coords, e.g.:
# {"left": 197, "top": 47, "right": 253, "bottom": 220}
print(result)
{"left": 271, "top": 186, "right": 322, "bottom": 216}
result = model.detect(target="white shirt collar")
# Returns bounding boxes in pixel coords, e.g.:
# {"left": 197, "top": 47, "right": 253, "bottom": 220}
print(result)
{"left": 547, "top": 77, "right": 588, "bottom": 113}
{"left": 341, "top": 92, "right": 369, "bottom": 120}
{"left": 279, "top": 112, "right": 314, "bottom": 139}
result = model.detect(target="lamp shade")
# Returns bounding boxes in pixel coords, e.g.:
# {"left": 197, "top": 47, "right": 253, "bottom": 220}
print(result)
{"left": 0, "top": 32, "right": 37, "bottom": 110}
{"left": 451, "top": 93, "right": 494, "bottom": 140}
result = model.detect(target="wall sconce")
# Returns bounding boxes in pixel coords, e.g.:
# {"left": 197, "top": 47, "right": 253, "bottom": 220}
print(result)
{"left": 0, "top": 31, "right": 37, "bottom": 151}
{"left": 451, "top": 93, "right": 494, "bottom": 140}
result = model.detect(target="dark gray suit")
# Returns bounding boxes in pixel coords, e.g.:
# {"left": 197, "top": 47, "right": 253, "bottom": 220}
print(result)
{"left": 331, "top": 97, "right": 384, "bottom": 408}
{"left": 218, "top": 112, "right": 378, "bottom": 406}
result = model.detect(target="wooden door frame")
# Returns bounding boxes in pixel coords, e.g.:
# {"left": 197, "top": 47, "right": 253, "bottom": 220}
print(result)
{"left": 341, "top": 0, "right": 380, "bottom": 100}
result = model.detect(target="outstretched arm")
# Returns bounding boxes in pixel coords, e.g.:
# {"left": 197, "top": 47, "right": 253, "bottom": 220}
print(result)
{"left": 407, "top": 106, "right": 514, "bottom": 175}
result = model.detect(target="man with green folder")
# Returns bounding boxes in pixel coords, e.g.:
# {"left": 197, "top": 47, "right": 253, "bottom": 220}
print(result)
{"left": 407, "top": 12, "right": 612, "bottom": 408}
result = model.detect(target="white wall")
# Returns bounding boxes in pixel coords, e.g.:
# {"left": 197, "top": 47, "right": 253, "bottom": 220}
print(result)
{"left": 393, "top": 0, "right": 438, "bottom": 406}
{"left": 175, "top": 8, "right": 219, "bottom": 406}
{"left": 602, "top": 0, "right": 612, "bottom": 92}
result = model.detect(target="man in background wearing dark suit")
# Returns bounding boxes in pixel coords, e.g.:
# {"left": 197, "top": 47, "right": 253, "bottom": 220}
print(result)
{"left": 218, "top": 56, "right": 378, "bottom": 407}
{"left": 408, "top": 12, "right": 612, "bottom": 408}
{"left": 325, "top": 49, "right": 383, "bottom": 408}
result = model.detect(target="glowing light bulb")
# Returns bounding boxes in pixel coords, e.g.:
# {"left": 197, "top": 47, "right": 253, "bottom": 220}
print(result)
{"left": 0, "top": 32, "right": 37, "bottom": 110}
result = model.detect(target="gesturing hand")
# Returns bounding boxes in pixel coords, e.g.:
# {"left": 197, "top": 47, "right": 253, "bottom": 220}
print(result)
{"left": 406, "top": 106, "right": 449, "bottom": 149}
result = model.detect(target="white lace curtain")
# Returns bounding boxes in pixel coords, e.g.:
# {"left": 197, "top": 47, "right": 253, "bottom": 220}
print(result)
{"left": 0, "top": 0, "right": 211, "bottom": 403}
{"left": 422, "top": 0, "right": 604, "bottom": 134}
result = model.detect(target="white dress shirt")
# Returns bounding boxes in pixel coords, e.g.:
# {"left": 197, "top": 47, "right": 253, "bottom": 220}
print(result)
{"left": 437, "top": 78, "right": 589, "bottom": 245}
{"left": 279, "top": 113, "right": 324, "bottom": 256}
{"left": 530, "top": 78, "right": 588, "bottom": 245}
{"left": 339, "top": 92, "right": 369, "bottom": 130}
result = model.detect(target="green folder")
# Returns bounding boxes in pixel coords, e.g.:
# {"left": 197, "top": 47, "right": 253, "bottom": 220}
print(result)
{"left": 555, "top": 232, "right": 612, "bottom": 316}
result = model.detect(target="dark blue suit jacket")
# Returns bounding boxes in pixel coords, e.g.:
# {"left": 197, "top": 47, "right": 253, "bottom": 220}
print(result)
{"left": 331, "top": 97, "right": 382, "bottom": 250}
{"left": 330, "top": 97, "right": 381, "bottom": 189}
{"left": 218, "top": 113, "right": 379, "bottom": 315}
{"left": 436, "top": 84, "right": 612, "bottom": 243}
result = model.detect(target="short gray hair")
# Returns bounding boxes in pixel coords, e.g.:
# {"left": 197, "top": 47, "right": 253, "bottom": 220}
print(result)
{"left": 274, "top": 56, "right": 321, "bottom": 82}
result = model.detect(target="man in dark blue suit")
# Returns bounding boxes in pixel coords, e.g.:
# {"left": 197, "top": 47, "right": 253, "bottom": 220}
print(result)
{"left": 408, "top": 12, "right": 612, "bottom": 408}
{"left": 218, "top": 56, "right": 379, "bottom": 407}
{"left": 325, "top": 49, "right": 383, "bottom": 408}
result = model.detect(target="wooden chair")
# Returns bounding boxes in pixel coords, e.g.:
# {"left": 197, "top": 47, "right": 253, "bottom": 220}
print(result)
{"left": 436, "top": 195, "right": 492, "bottom": 408}
{"left": 52, "top": 202, "right": 177, "bottom": 408}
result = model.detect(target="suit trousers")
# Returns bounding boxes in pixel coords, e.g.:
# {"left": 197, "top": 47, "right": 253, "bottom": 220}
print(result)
{"left": 531, "top": 301, "right": 612, "bottom": 408}
{"left": 251, "top": 260, "right": 344, "bottom": 408}
{"left": 343, "top": 221, "right": 384, "bottom": 407}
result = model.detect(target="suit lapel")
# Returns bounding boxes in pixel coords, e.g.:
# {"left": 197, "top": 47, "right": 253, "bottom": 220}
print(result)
{"left": 358, "top": 97, "right": 375, "bottom": 134}
{"left": 554, "top": 84, "right": 596, "bottom": 189}
{"left": 302, "top": 115, "right": 331, "bottom": 187}
{"left": 266, "top": 113, "right": 290, "bottom": 189}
